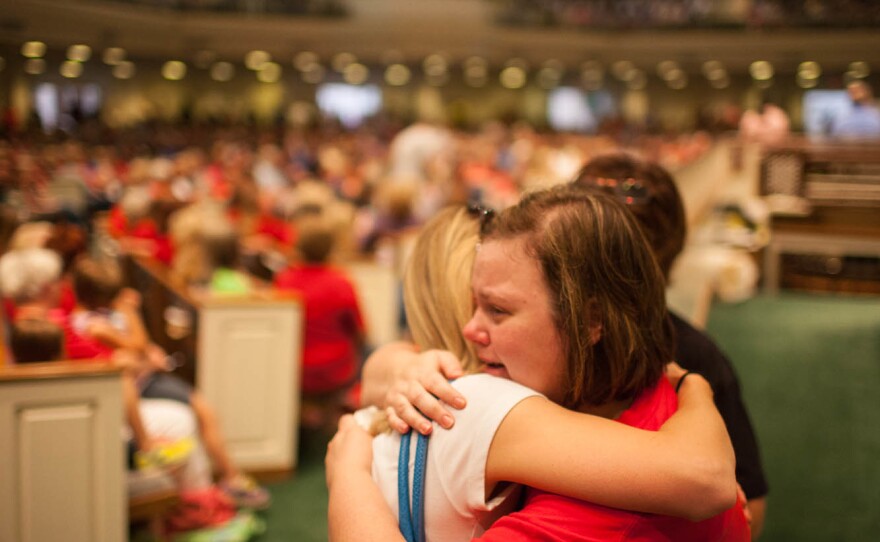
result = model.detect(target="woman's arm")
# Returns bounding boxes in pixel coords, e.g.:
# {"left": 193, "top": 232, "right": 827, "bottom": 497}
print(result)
{"left": 486, "top": 374, "right": 737, "bottom": 521}
{"left": 360, "top": 342, "right": 466, "bottom": 434}
{"left": 326, "top": 415, "right": 404, "bottom": 542}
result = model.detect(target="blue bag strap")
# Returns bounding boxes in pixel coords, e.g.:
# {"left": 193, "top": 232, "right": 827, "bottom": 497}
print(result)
{"left": 398, "top": 430, "right": 415, "bottom": 542}
{"left": 398, "top": 429, "right": 430, "bottom": 542}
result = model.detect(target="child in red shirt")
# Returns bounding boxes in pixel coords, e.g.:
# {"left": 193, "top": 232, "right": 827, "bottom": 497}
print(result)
{"left": 274, "top": 216, "right": 365, "bottom": 427}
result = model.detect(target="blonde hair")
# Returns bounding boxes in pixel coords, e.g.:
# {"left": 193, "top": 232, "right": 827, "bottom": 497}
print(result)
{"left": 402, "top": 206, "right": 480, "bottom": 372}
{"left": 363, "top": 206, "right": 481, "bottom": 435}
{"left": 0, "top": 248, "right": 62, "bottom": 303}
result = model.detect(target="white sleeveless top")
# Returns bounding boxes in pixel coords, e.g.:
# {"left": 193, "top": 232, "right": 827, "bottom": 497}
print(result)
{"left": 371, "top": 374, "right": 543, "bottom": 542}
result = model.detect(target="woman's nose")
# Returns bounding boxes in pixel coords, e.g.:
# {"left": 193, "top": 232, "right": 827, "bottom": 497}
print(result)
{"left": 462, "top": 314, "right": 489, "bottom": 346}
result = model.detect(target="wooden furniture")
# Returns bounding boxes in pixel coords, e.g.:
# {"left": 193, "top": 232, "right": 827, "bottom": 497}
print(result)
{"left": 760, "top": 142, "right": 880, "bottom": 294}
{"left": 343, "top": 260, "right": 401, "bottom": 348}
{"left": 0, "top": 362, "right": 126, "bottom": 542}
{"left": 124, "top": 256, "right": 303, "bottom": 476}
{"left": 128, "top": 469, "right": 179, "bottom": 541}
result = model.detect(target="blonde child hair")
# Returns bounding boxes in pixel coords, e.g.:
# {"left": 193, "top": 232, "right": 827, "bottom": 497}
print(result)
{"left": 402, "top": 206, "right": 481, "bottom": 373}
{"left": 361, "top": 206, "right": 481, "bottom": 435}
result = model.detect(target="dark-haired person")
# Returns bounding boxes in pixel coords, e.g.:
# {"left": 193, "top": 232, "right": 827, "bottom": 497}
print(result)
{"left": 574, "top": 152, "right": 768, "bottom": 538}
{"left": 274, "top": 215, "right": 365, "bottom": 429}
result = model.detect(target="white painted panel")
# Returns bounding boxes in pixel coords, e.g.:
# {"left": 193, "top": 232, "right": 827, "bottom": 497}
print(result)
{"left": 344, "top": 262, "right": 400, "bottom": 348}
{"left": 0, "top": 374, "right": 124, "bottom": 542}
{"left": 19, "top": 404, "right": 94, "bottom": 542}
{"left": 198, "top": 302, "right": 301, "bottom": 471}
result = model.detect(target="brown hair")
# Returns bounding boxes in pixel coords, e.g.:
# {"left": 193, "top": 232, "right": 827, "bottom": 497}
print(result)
{"left": 483, "top": 184, "right": 670, "bottom": 408}
{"left": 573, "top": 152, "right": 686, "bottom": 282}
{"left": 10, "top": 318, "right": 64, "bottom": 363}
{"left": 296, "top": 218, "right": 336, "bottom": 264}
{"left": 72, "top": 257, "right": 123, "bottom": 310}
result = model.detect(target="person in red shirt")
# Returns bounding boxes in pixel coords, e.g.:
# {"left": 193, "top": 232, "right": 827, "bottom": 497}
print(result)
{"left": 325, "top": 186, "right": 748, "bottom": 541}
{"left": 274, "top": 215, "right": 365, "bottom": 428}
{"left": 475, "top": 377, "right": 750, "bottom": 542}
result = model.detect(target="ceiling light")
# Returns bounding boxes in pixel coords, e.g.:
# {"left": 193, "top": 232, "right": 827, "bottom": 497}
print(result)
{"left": 627, "top": 70, "right": 647, "bottom": 90}
{"left": 332, "top": 52, "right": 356, "bottom": 73}
{"left": 302, "top": 64, "right": 325, "bottom": 84}
{"left": 21, "top": 41, "right": 46, "bottom": 58}
{"left": 612, "top": 60, "right": 636, "bottom": 81}
{"left": 245, "top": 50, "right": 271, "bottom": 71}
{"left": 537, "top": 67, "right": 562, "bottom": 90}
{"left": 385, "top": 64, "right": 411, "bottom": 86}
{"left": 67, "top": 44, "right": 91, "bottom": 62}
{"left": 60, "top": 60, "right": 83, "bottom": 78}
{"left": 465, "top": 65, "right": 488, "bottom": 88}
{"left": 258, "top": 62, "right": 282, "bottom": 83}
{"left": 749, "top": 60, "right": 774, "bottom": 80}
{"left": 848, "top": 61, "right": 870, "bottom": 78}
{"left": 162, "top": 61, "right": 187, "bottom": 81}
{"left": 102, "top": 47, "right": 126, "bottom": 65}
{"left": 423, "top": 54, "right": 448, "bottom": 76}
{"left": 113, "top": 61, "right": 135, "bottom": 80}
{"left": 500, "top": 66, "right": 526, "bottom": 89}
{"left": 797, "top": 61, "right": 821, "bottom": 80}
{"left": 294, "top": 51, "right": 319, "bottom": 72}
{"left": 465, "top": 56, "right": 487, "bottom": 70}
{"left": 797, "top": 74, "right": 818, "bottom": 89}
{"left": 343, "top": 63, "right": 369, "bottom": 85}
{"left": 656, "top": 60, "right": 679, "bottom": 79}
{"left": 24, "top": 58, "right": 45, "bottom": 75}
{"left": 581, "top": 67, "right": 604, "bottom": 91}
{"left": 211, "top": 61, "right": 235, "bottom": 82}
{"left": 667, "top": 75, "right": 688, "bottom": 89}
{"left": 709, "top": 75, "right": 730, "bottom": 89}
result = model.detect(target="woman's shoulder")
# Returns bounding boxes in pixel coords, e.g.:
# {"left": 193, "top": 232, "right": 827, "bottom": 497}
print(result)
{"left": 452, "top": 374, "right": 541, "bottom": 408}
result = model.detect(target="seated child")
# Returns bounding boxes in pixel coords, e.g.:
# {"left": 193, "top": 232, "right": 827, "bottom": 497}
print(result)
{"left": 68, "top": 256, "right": 270, "bottom": 509}
{"left": 9, "top": 317, "right": 64, "bottom": 363}
{"left": 274, "top": 216, "right": 366, "bottom": 430}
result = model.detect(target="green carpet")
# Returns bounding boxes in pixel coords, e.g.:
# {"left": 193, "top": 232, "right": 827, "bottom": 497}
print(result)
{"left": 707, "top": 293, "right": 880, "bottom": 542}
{"left": 255, "top": 293, "right": 880, "bottom": 541}
{"left": 256, "top": 430, "right": 332, "bottom": 542}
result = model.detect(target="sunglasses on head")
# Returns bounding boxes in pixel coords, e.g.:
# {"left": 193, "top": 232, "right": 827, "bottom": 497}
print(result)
{"left": 583, "top": 177, "right": 652, "bottom": 205}
{"left": 466, "top": 202, "right": 496, "bottom": 235}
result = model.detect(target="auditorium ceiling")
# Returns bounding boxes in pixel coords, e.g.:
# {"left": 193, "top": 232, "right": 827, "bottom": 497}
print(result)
{"left": 1, "top": 0, "right": 878, "bottom": 76}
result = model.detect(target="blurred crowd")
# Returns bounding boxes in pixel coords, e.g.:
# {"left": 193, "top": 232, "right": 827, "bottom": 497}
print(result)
{"left": 0, "top": 119, "right": 712, "bottom": 268}
{"left": 496, "top": 0, "right": 880, "bottom": 29}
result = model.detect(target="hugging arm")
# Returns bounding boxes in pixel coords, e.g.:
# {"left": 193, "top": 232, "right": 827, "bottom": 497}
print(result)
{"left": 361, "top": 344, "right": 736, "bottom": 520}
{"left": 326, "top": 415, "right": 404, "bottom": 542}
{"left": 326, "top": 375, "right": 737, "bottom": 542}
{"left": 361, "top": 343, "right": 466, "bottom": 434}
{"left": 486, "top": 374, "right": 737, "bottom": 521}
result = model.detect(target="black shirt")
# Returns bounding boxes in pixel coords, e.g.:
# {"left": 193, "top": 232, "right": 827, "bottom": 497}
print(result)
{"left": 670, "top": 311, "right": 769, "bottom": 500}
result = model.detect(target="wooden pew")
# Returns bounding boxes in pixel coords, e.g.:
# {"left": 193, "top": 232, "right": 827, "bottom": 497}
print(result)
{"left": 123, "top": 256, "right": 303, "bottom": 478}
{"left": 760, "top": 141, "right": 880, "bottom": 294}
{"left": 0, "top": 362, "right": 126, "bottom": 542}
{"left": 343, "top": 259, "right": 402, "bottom": 349}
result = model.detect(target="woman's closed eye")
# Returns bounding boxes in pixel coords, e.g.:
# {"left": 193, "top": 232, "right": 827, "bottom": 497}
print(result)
{"left": 485, "top": 304, "right": 509, "bottom": 318}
